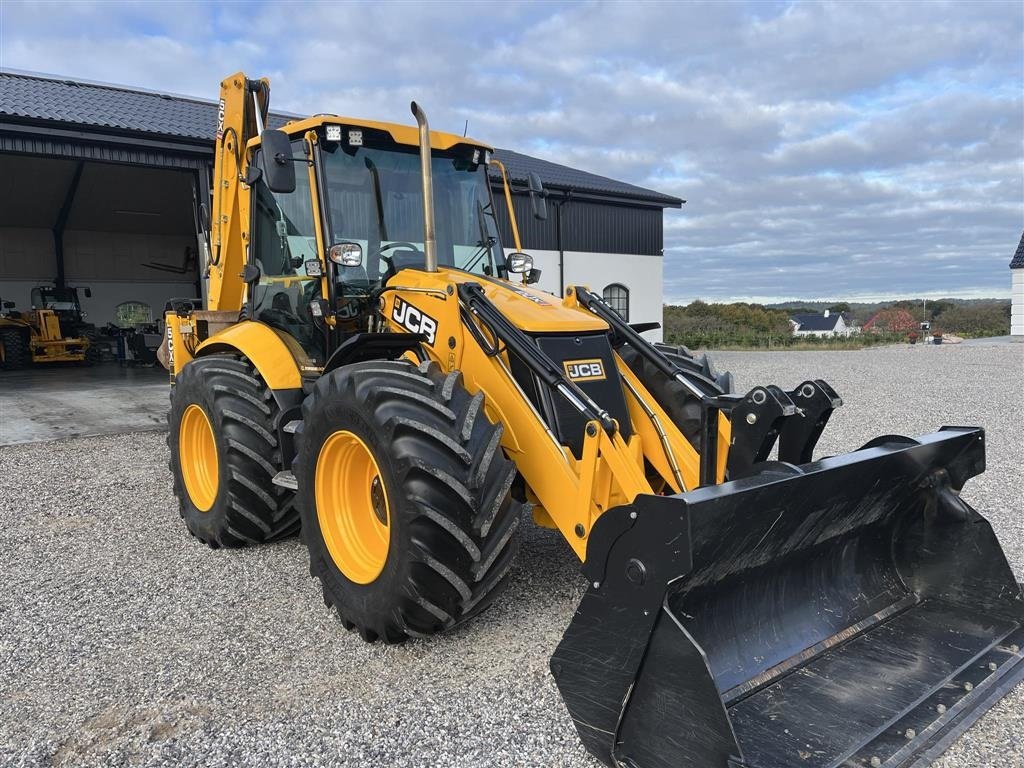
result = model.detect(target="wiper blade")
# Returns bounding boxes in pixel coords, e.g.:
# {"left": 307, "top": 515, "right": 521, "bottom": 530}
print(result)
{"left": 464, "top": 201, "right": 496, "bottom": 272}
{"left": 364, "top": 157, "right": 388, "bottom": 242}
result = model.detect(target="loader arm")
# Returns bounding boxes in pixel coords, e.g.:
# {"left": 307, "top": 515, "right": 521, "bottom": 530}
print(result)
{"left": 378, "top": 268, "right": 703, "bottom": 560}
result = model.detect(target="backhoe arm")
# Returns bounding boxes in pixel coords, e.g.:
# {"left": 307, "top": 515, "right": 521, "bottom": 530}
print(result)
{"left": 207, "top": 72, "right": 269, "bottom": 311}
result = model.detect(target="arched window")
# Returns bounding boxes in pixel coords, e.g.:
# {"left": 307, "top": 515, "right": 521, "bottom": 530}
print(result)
{"left": 602, "top": 283, "right": 629, "bottom": 321}
{"left": 115, "top": 301, "right": 153, "bottom": 327}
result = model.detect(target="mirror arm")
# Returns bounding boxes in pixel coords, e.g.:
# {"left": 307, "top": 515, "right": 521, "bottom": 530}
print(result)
{"left": 274, "top": 153, "right": 314, "bottom": 166}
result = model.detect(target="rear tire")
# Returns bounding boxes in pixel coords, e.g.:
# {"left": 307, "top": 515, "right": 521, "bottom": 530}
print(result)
{"left": 618, "top": 342, "right": 732, "bottom": 450}
{"left": 168, "top": 354, "right": 298, "bottom": 547}
{"left": 81, "top": 334, "right": 100, "bottom": 367}
{"left": 295, "top": 359, "right": 522, "bottom": 643}
{"left": 0, "top": 329, "right": 29, "bottom": 370}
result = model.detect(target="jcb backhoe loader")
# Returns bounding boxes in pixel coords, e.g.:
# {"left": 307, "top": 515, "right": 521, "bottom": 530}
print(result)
{"left": 164, "top": 73, "right": 1023, "bottom": 768}
{"left": 0, "top": 286, "right": 98, "bottom": 369}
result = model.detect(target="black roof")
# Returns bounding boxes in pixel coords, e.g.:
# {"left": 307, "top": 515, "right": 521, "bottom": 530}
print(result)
{"left": 0, "top": 70, "right": 219, "bottom": 141}
{"left": 1011, "top": 231, "right": 1024, "bottom": 269}
{"left": 487, "top": 148, "right": 680, "bottom": 206}
{"left": 0, "top": 70, "right": 681, "bottom": 207}
{"left": 791, "top": 312, "right": 843, "bottom": 331}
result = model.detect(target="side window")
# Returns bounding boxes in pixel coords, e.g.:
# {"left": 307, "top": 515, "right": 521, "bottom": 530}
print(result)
{"left": 251, "top": 141, "right": 318, "bottom": 277}
{"left": 602, "top": 283, "right": 629, "bottom": 322}
{"left": 249, "top": 139, "right": 324, "bottom": 362}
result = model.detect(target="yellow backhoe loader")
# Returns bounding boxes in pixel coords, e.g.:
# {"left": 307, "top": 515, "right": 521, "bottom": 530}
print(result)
{"left": 0, "top": 286, "right": 98, "bottom": 369}
{"left": 164, "top": 73, "right": 1023, "bottom": 768}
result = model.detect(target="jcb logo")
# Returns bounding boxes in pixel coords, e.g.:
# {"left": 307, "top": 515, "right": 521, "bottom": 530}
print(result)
{"left": 564, "top": 358, "right": 606, "bottom": 382}
{"left": 337, "top": 300, "right": 359, "bottom": 320}
{"left": 392, "top": 297, "right": 438, "bottom": 345}
{"left": 166, "top": 325, "right": 175, "bottom": 371}
{"left": 216, "top": 98, "right": 225, "bottom": 140}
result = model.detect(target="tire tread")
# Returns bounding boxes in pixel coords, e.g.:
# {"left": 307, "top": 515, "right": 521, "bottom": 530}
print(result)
{"left": 168, "top": 354, "right": 298, "bottom": 547}
{"left": 296, "top": 360, "right": 522, "bottom": 642}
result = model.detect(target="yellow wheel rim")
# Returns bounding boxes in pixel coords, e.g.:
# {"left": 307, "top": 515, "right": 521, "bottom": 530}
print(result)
{"left": 315, "top": 430, "right": 391, "bottom": 584}
{"left": 179, "top": 403, "right": 220, "bottom": 512}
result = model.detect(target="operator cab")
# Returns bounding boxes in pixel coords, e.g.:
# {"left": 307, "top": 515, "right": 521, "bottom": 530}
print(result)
{"left": 30, "top": 285, "right": 94, "bottom": 335}
{"left": 246, "top": 123, "right": 508, "bottom": 366}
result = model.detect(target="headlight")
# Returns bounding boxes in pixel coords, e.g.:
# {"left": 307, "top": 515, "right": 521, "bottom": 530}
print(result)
{"left": 329, "top": 242, "right": 363, "bottom": 267}
{"left": 507, "top": 252, "right": 534, "bottom": 274}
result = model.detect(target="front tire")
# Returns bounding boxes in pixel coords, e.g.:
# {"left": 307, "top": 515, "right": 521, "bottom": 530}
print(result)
{"left": 295, "top": 360, "right": 522, "bottom": 643}
{"left": 168, "top": 354, "right": 298, "bottom": 547}
{"left": 80, "top": 334, "right": 100, "bottom": 367}
{"left": 0, "top": 329, "right": 29, "bottom": 370}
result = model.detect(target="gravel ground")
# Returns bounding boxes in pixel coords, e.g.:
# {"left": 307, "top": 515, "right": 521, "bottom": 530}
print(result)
{"left": 1, "top": 344, "right": 1021, "bottom": 767}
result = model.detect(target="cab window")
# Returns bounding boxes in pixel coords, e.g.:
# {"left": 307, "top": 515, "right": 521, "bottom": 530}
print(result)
{"left": 249, "top": 139, "right": 323, "bottom": 362}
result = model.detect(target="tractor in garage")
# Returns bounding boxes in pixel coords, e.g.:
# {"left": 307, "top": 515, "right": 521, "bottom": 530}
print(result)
{"left": 0, "top": 285, "right": 98, "bottom": 369}
{"left": 161, "top": 72, "right": 1024, "bottom": 768}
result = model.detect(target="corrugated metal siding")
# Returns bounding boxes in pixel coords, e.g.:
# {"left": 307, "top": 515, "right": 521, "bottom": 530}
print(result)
{"left": 0, "top": 120, "right": 667, "bottom": 256}
{"left": 0, "top": 131, "right": 210, "bottom": 170}
{"left": 491, "top": 191, "right": 664, "bottom": 256}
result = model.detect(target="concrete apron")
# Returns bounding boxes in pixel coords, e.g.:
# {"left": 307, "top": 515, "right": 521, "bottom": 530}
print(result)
{"left": 0, "top": 365, "right": 169, "bottom": 446}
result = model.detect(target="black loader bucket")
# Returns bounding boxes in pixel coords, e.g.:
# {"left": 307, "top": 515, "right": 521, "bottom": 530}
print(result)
{"left": 552, "top": 427, "right": 1024, "bottom": 768}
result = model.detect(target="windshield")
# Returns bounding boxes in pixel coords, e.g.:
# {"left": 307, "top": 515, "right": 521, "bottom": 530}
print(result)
{"left": 32, "top": 287, "right": 80, "bottom": 313}
{"left": 321, "top": 137, "right": 504, "bottom": 285}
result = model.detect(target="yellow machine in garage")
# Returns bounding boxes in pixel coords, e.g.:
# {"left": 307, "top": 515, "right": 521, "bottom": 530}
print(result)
{"left": 0, "top": 286, "right": 98, "bottom": 369}
{"left": 163, "top": 73, "right": 1024, "bottom": 768}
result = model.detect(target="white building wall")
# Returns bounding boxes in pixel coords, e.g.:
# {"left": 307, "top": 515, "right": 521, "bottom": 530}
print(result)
{"left": 1012, "top": 269, "right": 1024, "bottom": 337}
{"left": 506, "top": 248, "right": 663, "bottom": 341}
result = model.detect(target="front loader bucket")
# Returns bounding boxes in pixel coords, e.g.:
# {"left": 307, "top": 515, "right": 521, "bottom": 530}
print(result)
{"left": 552, "top": 427, "right": 1024, "bottom": 768}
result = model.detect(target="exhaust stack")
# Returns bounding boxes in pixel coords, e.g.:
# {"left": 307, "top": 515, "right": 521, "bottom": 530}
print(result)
{"left": 410, "top": 102, "right": 438, "bottom": 272}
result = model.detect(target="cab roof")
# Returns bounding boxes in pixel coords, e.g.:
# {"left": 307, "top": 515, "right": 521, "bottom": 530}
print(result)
{"left": 271, "top": 114, "right": 491, "bottom": 152}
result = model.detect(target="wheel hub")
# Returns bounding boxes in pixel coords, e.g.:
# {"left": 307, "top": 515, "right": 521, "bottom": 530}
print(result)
{"left": 370, "top": 476, "right": 387, "bottom": 526}
{"left": 179, "top": 403, "right": 219, "bottom": 512}
{"left": 314, "top": 430, "right": 391, "bottom": 584}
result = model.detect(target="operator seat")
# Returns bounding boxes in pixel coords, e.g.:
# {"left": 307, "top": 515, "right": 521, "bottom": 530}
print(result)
{"left": 385, "top": 249, "right": 429, "bottom": 280}
{"left": 271, "top": 291, "right": 294, "bottom": 315}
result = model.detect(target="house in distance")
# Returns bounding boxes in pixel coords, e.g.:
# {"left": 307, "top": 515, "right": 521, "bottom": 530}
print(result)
{"left": 790, "top": 310, "right": 857, "bottom": 338}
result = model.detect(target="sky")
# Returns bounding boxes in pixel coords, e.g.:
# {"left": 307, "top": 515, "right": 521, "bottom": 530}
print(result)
{"left": 1, "top": 0, "right": 1022, "bottom": 304}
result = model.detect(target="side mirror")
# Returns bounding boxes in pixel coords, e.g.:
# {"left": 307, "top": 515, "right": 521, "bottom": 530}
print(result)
{"left": 528, "top": 171, "right": 547, "bottom": 221}
{"left": 259, "top": 129, "right": 296, "bottom": 194}
{"left": 84, "top": 288, "right": 92, "bottom": 298}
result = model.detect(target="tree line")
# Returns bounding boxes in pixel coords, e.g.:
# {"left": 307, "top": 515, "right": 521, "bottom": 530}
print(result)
{"left": 662, "top": 299, "right": 1010, "bottom": 349}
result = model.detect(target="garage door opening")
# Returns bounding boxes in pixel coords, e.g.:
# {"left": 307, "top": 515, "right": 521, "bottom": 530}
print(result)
{"left": 0, "top": 153, "right": 201, "bottom": 334}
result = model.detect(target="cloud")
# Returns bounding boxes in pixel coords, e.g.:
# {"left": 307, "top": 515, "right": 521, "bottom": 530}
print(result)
{"left": 1, "top": 0, "right": 1021, "bottom": 302}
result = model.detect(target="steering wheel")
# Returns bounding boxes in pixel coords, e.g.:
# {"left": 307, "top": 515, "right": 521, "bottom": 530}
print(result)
{"left": 373, "top": 241, "right": 424, "bottom": 280}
